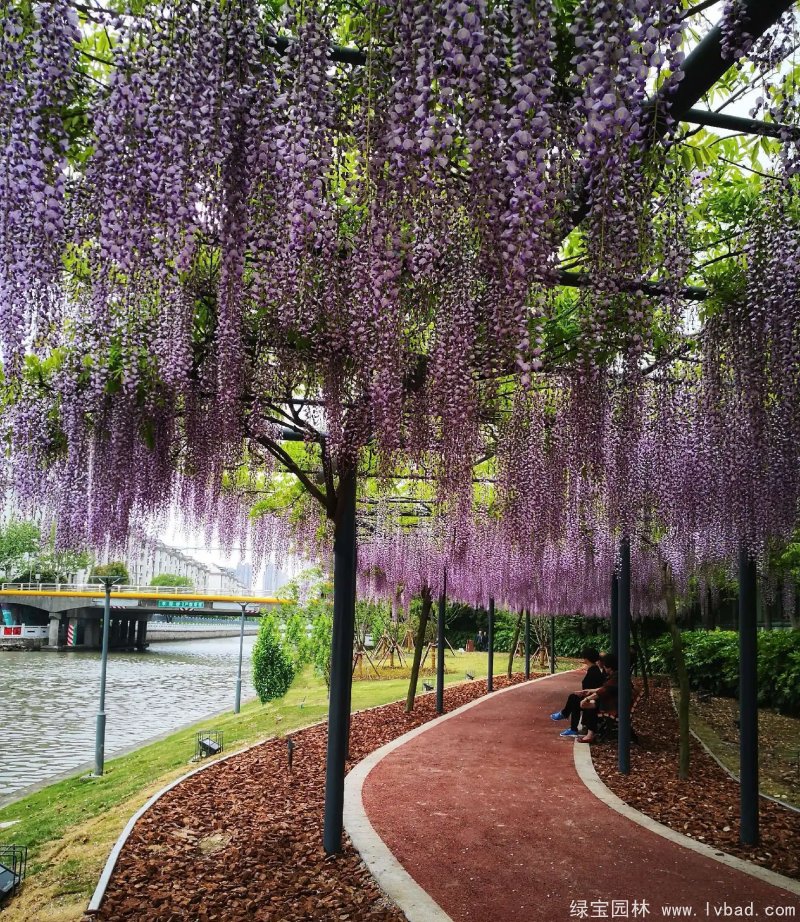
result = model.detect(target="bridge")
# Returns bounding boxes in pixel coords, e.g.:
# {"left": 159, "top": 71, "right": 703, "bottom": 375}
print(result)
{"left": 0, "top": 584, "right": 290, "bottom": 652}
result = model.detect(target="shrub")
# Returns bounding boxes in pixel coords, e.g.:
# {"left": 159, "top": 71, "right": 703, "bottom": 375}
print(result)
{"left": 252, "top": 614, "right": 296, "bottom": 703}
{"left": 647, "top": 629, "right": 800, "bottom": 713}
{"left": 309, "top": 609, "right": 333, "bottom": 686}
{"left": 91, "top": 561, "right": 130, "bottom": 581}
{"left": 284, "top": 610, "right": 310, "bottom": 667}
{"left": 150, "top": 573, "right": 193, "bottom": 588}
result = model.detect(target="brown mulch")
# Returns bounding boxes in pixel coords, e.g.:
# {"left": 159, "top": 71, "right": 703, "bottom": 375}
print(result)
{"left": 592, "top": 682, "right": 800, "bottom": 881}
{"left": 85, "top": 674, "right": 533, "bottom": 922}
{"left": 690, "top": 692, "right": 800, "bottom": 807}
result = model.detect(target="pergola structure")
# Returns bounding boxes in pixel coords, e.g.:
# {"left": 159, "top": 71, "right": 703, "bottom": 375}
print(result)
{"left": 1, "top": 0, "right": 798, "bottom": 862}
{"left": 270, "top": 0, "right": 795, "bottom": 854}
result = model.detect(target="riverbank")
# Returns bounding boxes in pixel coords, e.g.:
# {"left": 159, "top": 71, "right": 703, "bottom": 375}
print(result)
{"left": 0, "top": 652, "right": 549, "bottom": 921}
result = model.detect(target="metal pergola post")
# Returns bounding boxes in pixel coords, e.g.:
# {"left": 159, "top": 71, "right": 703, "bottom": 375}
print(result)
{"left": 487, "top": 597, "right": 495, "bottom": 692}
{"left": 617, "top": 538, "right": 632, "bottom": 775}
{"left": 93, "top": 575, "right": 123, "bottom": 777}
{"left": 436, "top": 569, "right": 446, "bottom": 714}
{"left": 323, "top": 466, "right": 357, "bottom": 855}
{"left": 549, "top": 616, "right": 556, "bottom": 674}
{"left": 524, "top": 610, "right": 531, "bottom": 680}
{"left": 738, "top": 545, "right": 759, "bottom": 845}
{"left": 234, "top": 602, "right": 247, "bottom": 714}
{"left": 611, "top": 572, "right": 619, "bottom": 656}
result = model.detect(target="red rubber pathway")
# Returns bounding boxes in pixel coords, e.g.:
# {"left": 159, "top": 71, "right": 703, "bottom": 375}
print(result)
{"left": 362, "top": 672, "right": 800, "bottom": 922}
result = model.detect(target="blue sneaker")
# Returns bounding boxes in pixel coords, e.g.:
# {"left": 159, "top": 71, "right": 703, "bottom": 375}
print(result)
{"left": 550, "top": 711, "right": 566, "bottom": 721}
{"left": 560, "top": 728, "right": 580, "bottom": 737}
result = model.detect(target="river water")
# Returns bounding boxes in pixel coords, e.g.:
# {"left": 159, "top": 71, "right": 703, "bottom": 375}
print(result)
{"left": 0, "top": 635, "right": 257, "bottom": 802}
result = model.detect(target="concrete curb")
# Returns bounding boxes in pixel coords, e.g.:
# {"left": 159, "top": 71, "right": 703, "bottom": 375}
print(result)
{"left": 668, "top": 686, "right": 800, "bottom": 815}
{"left": 344, "top": 671, "right": 572, "bottom": 922}
{"left": 572, "top": 741, "right": 800, "bottom": 899}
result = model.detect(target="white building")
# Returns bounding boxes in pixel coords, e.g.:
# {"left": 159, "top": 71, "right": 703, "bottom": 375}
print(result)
{"left": 96, "top": 534, "right": 248, "bottom": 593}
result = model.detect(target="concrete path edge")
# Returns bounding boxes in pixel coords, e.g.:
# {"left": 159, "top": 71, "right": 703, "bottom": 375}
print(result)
{"left": 343, "top": 672, "right": 569, "bottom": 922}
{"left": 572, "top": 741, "right": 800, "bottom": 898}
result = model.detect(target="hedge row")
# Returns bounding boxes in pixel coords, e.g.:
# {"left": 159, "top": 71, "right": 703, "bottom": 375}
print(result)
{"left": 647, "top": 629, "right": 800, "bottom": 714}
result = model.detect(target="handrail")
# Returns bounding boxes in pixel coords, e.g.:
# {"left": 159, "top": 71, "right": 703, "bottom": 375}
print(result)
{"left": 2, "top": 582, "right": 249, "bottom": 595}
{"left": 0, "top": 584, "right": 291, "bottom": 605}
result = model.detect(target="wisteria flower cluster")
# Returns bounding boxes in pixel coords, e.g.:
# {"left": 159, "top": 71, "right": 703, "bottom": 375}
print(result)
{"left": 0, "top": 0, "right": 798, "bottom": 617}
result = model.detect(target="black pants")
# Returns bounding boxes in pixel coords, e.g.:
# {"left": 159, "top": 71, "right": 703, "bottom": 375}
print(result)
{"left": 560, "top": 693, "right": 584, "bottom": 731}
{"left": 582, "top": 705, "right": 599, "bottom": 733}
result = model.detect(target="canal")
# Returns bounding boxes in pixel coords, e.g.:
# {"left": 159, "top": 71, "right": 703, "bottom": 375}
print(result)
{"left": 0, "top": 634, "right": 257, "bottom": 802}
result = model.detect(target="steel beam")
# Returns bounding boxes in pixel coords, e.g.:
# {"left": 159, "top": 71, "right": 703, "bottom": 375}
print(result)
{"left": 436, "top": 570, "right": 446, "bottom": 714}
{"left": 611, "top": 573, "right": 619, "bottom": 657}
{"left": 323, "top": 466, "right": 357, "bottom": 855}
{"left": 682, "top": 107, "right": 795, "bottom": 140}
{"left": 524, "top": 610, "right": 531, "bottom": 680}
{"left": 650, "top": 1, "right": 795, "bottom": 137}
{"left": 617, "top": 538, "right": 632, "bottom": 775}
{"left": 738, "top": 546, "right": 759, "bottom": 845}
{"left": 487, "top": 598, "right": 495, "bottom": 692}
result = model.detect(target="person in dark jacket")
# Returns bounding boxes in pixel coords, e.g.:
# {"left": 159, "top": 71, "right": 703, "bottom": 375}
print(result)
{"left": 549, "top": 647, "right": 604, "bottom": 738}
{"left": 578, "top": 652, "right": 619, "bottom": 743}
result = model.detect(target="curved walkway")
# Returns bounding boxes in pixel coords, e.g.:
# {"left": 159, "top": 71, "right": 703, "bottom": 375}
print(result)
{"left": 355, "top": 672, "right": 800, "bottom": 922}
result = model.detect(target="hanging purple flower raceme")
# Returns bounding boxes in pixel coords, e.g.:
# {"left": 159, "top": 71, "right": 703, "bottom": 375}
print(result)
{"left": 0, "top": 0, "right": 80, "bottom": 368}
{"left": 720, "top": 0, "right": 754, "bottom": 62}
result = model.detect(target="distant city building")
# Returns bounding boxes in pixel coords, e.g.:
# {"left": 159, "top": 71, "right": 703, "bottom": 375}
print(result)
{"left": 234, "top": 560, "right": 253, "bottom": 590}
{"left": 261, "top": 553, "right": 305, "bottom": 595}
{"left": 90, "top": 534, "right": 249, "bottom": 594}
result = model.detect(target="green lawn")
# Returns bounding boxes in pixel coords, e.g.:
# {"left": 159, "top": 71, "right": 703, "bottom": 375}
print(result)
{"left": 0, "top": 651, "right": 574, "bottom": 922}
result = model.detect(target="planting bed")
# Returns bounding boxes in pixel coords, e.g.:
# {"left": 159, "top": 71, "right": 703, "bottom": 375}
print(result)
{"left": 592, "top": 682, "right": 800, "bottom": 881}
{"left": 84, "top": 674, "right": 530, "bottom": 921}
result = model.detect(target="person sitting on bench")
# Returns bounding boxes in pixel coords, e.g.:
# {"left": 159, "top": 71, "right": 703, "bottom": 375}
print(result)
{"left": 577, "top": 653, "right": 619, "bottom": 743}
{"left": 550, "top": 647, "right": 604, "bottom": 738}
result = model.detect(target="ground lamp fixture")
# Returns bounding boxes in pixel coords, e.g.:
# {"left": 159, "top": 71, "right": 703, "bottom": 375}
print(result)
{"left": 194, "top": 730, "right": 224, "bottom": 761}
{"left": 0, "top": 845, "right": 26, "bottom": 904}
{"left": 422, "top": 681, "right": 434, "bottom": 693}
{"left": 92, "top": 574, "right": 124, "bottom": 777}
{"left": 465, "top": 672, "right": 474, "bottom": 681}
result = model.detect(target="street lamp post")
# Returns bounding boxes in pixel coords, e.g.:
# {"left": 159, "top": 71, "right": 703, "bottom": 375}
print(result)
{"left": 234, "top": 602, "right": 249, "bottom": 714}
{"left": 93, "top": 574, "right": 124, "bottom": 777}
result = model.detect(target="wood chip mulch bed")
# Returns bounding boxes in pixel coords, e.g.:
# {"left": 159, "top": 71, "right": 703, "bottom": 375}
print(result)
{"left": 592, "top": 681, "right": 800, "bottom": 881}
{"left": 85, "top": 674, "right": 531, "bottom": 922}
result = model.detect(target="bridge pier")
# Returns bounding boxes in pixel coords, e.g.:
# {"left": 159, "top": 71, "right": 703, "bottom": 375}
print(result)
{"left": 48, "top": 615, "right": 61, "bottom": 648}
{"left": 84, "top": 619, "right": 100, "bottom": 648}
{"left": 136, "top": 618, "right": 148, "bottom": 650}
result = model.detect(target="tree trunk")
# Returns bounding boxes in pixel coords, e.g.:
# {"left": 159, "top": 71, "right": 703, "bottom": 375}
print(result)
{"left": 406, "top": 588, "right": 432, "bottom": 713}
{"left": 700, "top": 583, "right": 713, "bottom": 630}
{"left": 786, "top": 580, "right": 799, "bottom": 629}
{"left": 507, "top": 612, "right": 523, "bottom": 678}
{"left": 632, "top": 621, "right": 649, "bottom": 698}
{"left": 665, "top": 568, "right": 690, "bottom": 780}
